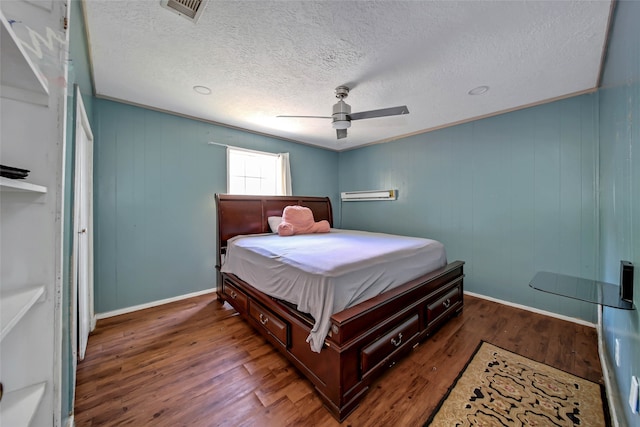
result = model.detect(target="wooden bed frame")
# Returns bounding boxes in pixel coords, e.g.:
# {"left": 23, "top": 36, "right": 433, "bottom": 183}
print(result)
{"left": 215, "top": 194, "right": 464, "bottom": 421}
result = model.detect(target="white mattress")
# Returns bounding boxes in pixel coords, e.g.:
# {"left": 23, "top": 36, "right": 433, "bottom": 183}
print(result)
{"left": 220, "top": 229, "right": 447, "bottom": 352}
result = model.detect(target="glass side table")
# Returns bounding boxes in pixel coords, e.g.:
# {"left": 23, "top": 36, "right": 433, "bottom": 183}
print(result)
{"left": 529, "top": 271, "right": 635, "bottom": 310}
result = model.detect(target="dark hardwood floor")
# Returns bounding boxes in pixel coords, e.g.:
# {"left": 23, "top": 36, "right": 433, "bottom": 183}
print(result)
{"left": 74, "top": 294, "right": 603, "bottom": 426}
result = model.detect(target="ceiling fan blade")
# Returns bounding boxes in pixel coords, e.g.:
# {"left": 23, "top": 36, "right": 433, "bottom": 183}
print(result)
{"left": 348, "top": 106, "right": 409, "bottom": 121}
{"left": 336, "top": 129, "right": 347, "bottom": 139}
{"left": 276, "top": 115, "right": 332, "bottom": 119}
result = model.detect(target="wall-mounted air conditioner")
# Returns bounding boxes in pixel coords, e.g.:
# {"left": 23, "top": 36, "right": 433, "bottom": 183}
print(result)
{"left": 340, "top": 189, "right": 397, "bottom": 201}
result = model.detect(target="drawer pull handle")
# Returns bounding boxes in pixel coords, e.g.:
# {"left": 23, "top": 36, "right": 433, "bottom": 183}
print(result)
{"left": 390, "top": 332, "right": 403, "bottom": 347}
{"left": 229, "top": 290, "right": 238, "bottom": 299}
{"left": 259, "top": 313, "right": 269, "bottom": 325}
{"left": 443, "top": 298, "right": 451, "bottom": 309}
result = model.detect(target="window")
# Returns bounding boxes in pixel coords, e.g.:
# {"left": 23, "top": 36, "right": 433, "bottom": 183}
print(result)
{"left": 227, "top": 146, "right": 291, "bottom": 195}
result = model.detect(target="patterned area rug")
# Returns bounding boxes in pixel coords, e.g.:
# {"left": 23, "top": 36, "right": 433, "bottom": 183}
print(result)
{"left": 425, "top": 342, "right": 609, "bottom": 426}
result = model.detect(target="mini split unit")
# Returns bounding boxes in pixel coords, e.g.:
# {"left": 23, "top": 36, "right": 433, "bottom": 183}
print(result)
{"left": 340, "top": 190, "right": 397, "bottom": 201}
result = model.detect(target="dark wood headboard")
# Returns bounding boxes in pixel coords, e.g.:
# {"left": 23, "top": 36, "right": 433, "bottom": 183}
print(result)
{"left": 215, "top": 194, "right": 333, "bottom": 252}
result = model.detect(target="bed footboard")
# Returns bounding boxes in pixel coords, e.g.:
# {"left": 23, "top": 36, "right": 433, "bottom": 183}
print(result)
{"left": 219, "top": 260, "right": 464, "bottom": 421}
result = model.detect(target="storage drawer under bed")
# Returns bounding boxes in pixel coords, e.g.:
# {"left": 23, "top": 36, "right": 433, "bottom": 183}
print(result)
{"left": 249, "top": 300, "right": 289, "bottom": 348}
{"left": 360, "top": 314, "right": 420, "bottom": 376}
{"left": 426, "top": 280, "right": 462, "bottom": 329}
{"left": 222, "top": 279, "right": 248, "bottom": 313}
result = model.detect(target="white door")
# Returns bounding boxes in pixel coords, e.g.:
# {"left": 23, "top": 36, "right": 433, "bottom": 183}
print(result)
{"left": 72, "top": 85, "right": 94, "bottom": 362}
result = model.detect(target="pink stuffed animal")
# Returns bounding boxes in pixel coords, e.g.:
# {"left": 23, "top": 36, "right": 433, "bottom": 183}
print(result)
{"left": 277, "top": 205, "right": 330, "bottom": 236}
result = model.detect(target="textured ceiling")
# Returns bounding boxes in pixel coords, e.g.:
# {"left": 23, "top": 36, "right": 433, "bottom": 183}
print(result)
{"left": 83, "top": 0, "right": 612, "bottom": 151}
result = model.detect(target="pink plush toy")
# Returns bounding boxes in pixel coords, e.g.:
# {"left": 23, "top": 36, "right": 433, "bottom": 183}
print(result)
{"left": 277, "top": 205, "right": 330, "bottom": 236}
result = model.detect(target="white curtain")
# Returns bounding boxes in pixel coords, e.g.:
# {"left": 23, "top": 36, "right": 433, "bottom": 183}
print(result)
{"left": 277, "top": 152, "right": 292, "bottom": 196}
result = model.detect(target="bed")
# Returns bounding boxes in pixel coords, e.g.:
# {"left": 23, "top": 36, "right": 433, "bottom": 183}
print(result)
{"left": 215, "top": 194, "right": 464, "bottom": 421}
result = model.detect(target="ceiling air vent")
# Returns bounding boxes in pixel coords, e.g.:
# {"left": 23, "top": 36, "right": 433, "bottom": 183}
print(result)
{"left": 160, "top": 0, "right": 206, "bottom": 23}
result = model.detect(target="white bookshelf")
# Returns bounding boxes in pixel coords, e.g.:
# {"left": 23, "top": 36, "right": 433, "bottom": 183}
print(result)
{"left": 0, "top": 382, "right": 47, "bottom": 427}
{"left": 0, "top": 1, "right": 65, "bottom": 425}
{"left": 0, "top": 177, "right": 47, "bottom": 193}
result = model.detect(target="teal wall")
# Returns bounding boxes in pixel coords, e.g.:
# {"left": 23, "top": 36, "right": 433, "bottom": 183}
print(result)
{"left": 339, "top": 95, "right": 599, "bottom": 322}
{"left": 92, "top": 99, "right": 338, "bottom": 312}
{"left": 62, "top": 0, "right": 95, "bottom": 423}
{"left": 599, "top": 1, "right": 640, "bottom": 426}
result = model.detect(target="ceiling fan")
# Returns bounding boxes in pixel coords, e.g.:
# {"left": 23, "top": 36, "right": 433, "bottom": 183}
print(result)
{"left": 277, "top": 86, "right": 409, "bottom": 139}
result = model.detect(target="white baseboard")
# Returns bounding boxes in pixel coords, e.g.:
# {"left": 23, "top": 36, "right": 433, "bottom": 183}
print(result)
{"left": 95, "top": 288, "right": 216, "bottom": 320}
{"left": 99, "top": 289, "right": 594, "bottom": 326}
{"left": 464, "top": 291, "right": 597, "bottom": 328}
{"left": 597, "top": 306, "right": 621, "bottom": 427}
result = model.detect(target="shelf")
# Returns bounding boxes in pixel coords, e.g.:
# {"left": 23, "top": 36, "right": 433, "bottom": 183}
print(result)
{"left": 529, "top": 271, "right": 635, "bottom": 310}
{"left": 0, "top": 177, "right": 47, "bottom": 193}
{"left": 1, "top": 286, "right": 45, "bottom": 341}
{"left": 0, "top": 9, "right": 49, "bottom": 106}
{"left": 0, "top": 382, "right": 46, "bottom": 427}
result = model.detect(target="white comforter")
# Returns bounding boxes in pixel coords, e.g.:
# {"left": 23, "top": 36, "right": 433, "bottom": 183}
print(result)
{"left": 220, "top": 229, "right": 447, "bottom": 352}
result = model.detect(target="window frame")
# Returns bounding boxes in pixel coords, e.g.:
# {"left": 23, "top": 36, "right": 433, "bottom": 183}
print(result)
{"left": 226, "top": 146, "right": 290, "bottom": 196}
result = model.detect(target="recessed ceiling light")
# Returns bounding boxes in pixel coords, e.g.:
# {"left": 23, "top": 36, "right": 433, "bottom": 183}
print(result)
{"left": 468, "top": 85, "right": 489, "bottom": 95}
{"left": 193, "top": 85, "right": 212, "bottom": 95}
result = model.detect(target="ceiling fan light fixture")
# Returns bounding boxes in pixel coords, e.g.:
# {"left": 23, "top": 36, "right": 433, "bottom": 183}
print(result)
{"left": 332, "top": 98, "right": 352, "bottom": 129}
{"left": 332, "top": 119, "right": 351, "bottom": 130}
{"left": 276, "top": 85, "right": 408, "bottom": 140}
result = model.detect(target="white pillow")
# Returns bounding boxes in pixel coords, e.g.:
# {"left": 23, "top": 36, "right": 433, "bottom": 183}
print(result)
{"left": 267, "top": 216, "right": 283, "bottom": 233}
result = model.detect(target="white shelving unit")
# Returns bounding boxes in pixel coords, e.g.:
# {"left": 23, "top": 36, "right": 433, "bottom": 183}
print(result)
{"left": 0, "top": 383, "right": 46, "bottom": 427}
{"left": 0, "top": 10, "right": 49, "bottom": 105}
{"left": 0, "top": 177, "right": 47, "bottom": 193}
{"left": 0, "top": 1, "right": 65, "bottom": 425}
{"left": 0, "top": 286, "right": 45, "bottom": 341}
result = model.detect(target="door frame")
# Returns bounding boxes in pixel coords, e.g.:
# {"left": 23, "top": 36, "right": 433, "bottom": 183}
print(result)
{"left": 70, "top": 84, "right": 94, "bottom": 372}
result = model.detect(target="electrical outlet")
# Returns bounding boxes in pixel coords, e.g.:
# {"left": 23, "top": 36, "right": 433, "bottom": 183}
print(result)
{"left": 615, "top": 338, "right": 621, "bottom": 367}
{"left": 630, "top": 376, "right": 639, "bottom": 414}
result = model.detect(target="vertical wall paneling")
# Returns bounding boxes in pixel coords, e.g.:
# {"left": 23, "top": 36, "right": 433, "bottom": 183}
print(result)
{"left": 94, "top": 102, "right": 118, "bottom": 310}
{"left": 93, "top": 99, "right": 338, "bottom": 313}
{"left": 339, "top": 95, "right": 599, "bottom": 323}
{"left": 598, "top": 1, "right": 640, "bottom": 425}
